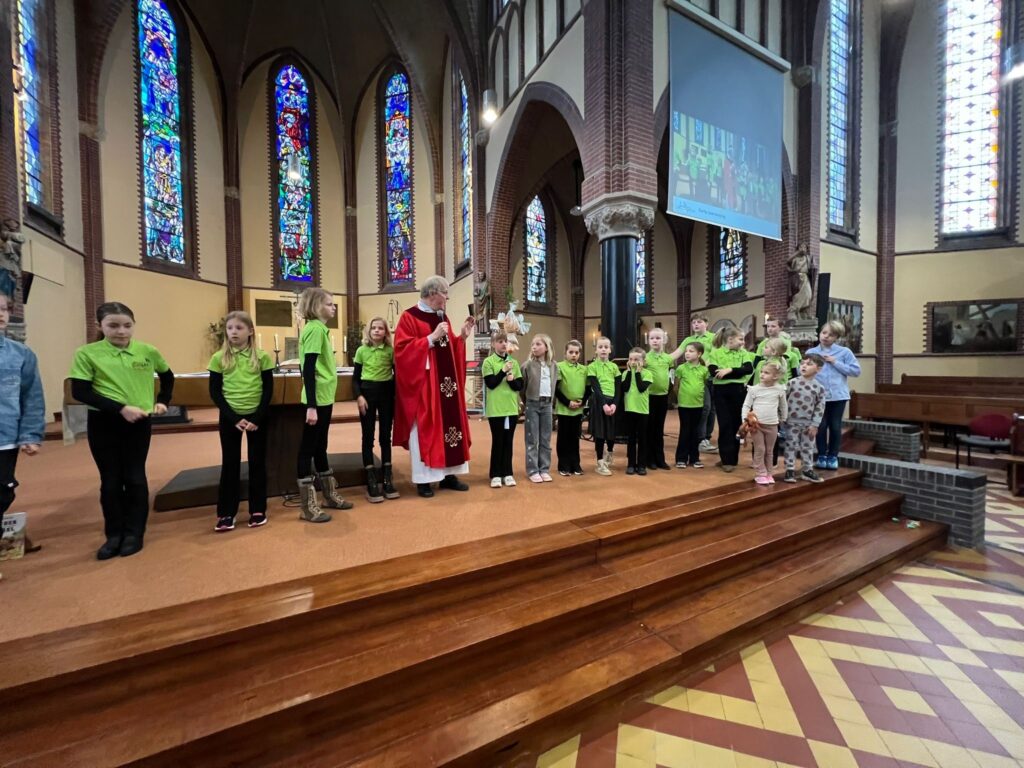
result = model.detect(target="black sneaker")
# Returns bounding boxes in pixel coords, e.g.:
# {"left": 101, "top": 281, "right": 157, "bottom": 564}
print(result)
{"left": 248, "top": 512, "right": 268, "bottom": 528}
{"left": 692, "top": 461, "right": 704, "bottom": 469}
{"left": 783, "top": 470, "right": 797, "bottom": 483}
{"left": 439, "top": 475, "right": 469, "bottom": 491}
{"left": 558, "top": 469, "right": 571, "bottom": 476}
{"left": 417, "top": 483, "right": 434, "bottom": 497}
{"left": 801, "top": 469, "right": 825, "bottom": 483}
{"left": 625, "top": 466, "right": 636, "bottom": 475}
{"left": 675, "top": 461, "right": 687, "bottom": 468}
{"left": 215, "top": 516, "right": 235, "bottom": 532}
{"left": 572, "top": 467, "right": 584, "bottom": 476}
{"left": 637, "top": 466, "right": 648, "bottom": 476}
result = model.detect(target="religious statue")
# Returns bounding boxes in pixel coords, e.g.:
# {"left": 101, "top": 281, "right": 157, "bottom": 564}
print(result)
{"left": 473, "top": 270, "right": 491, "bottom": 332}
{"left": 786, "top": 243, "right": 814, "bottom": 322}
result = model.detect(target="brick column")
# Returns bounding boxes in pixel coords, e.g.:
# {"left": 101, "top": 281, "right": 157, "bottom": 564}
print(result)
{"left": 79, "top": 128, "right": 105, "bottom": 339}
{"left": 223, "top": 94, "right": 243, "bottom": 310}
{"left": 875, "top": 3, "right": 914, "bottom": 386}
{"left": 0, "top": 4, "right": 27, "bottom": 340}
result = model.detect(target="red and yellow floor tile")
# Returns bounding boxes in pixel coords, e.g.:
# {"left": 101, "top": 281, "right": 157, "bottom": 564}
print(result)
{"left": 539, "top": 491, "right": 1024, "bottom": 768}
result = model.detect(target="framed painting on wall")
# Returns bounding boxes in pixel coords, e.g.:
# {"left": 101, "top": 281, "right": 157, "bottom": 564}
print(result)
{"left": 927, "top": 301, "right": 1020, "bottom": 354}
{"left": 827, "top": 298, "right": 863, "bottom": 353}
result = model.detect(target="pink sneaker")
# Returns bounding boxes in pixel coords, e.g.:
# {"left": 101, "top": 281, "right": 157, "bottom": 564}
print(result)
{"left": 766, "top": 475, "right": 776, "bottom": 484}
{"left": 540, "top": 472, "right": 553, "bottom": 482}
{"left": 754, "top": 475, "right": 771, "bottom": 486}
{"left": 529, "top": 473, "right": 544, "bottom": 483}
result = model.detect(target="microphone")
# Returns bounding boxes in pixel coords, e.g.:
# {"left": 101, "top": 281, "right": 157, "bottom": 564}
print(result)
{"left": 436, "top": 309, "right": 447, "bottom": 339}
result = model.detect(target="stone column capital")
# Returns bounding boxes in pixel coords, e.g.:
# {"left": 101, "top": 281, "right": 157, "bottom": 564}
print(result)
{"left": 582, "top": 194, "right": 657, "bottom": 241}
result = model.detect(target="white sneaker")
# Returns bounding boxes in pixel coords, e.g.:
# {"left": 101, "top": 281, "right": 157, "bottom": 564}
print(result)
{"left": 606, "top": 452, "right": 615, "bottom": 468}
{"left": 596, "top": 459, "right": 612, "bottom": 476}
{"left": 503, "top": 475, "right": 517, "bottom": 486}
{"left": 490, "top": 477, "right": 502, "bottom": 488}
{"left": 700, "top": 440, "right": 718, "bottom": 453}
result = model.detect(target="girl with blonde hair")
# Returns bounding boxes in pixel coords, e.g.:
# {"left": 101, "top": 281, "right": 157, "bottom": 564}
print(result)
{"left": 521, "top": 333, "right": 558, "bottom": 482}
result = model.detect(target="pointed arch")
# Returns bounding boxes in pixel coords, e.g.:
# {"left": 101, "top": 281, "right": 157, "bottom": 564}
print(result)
{"left": 378, "top": 63, "right": 415, "bottom": 288}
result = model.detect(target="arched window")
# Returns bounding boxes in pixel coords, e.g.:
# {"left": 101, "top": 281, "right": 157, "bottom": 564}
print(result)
{"left": 826, "top": 0, "right": 860, "bottom": 237}
{"left": 635, "top": 231, "right": 651, "bottom": 306}
{"left": 940, "top": 0, "right": 1007, "bottom": 235}
{"left": 137, "top": 0, "right": 193, "bottom": 269}
{"left": 272, "top": 62, "right": 316, "bottom": 285}
{"left": 457, "top": 72, "right": 473, "bottom": 271}
{"left": 708, "top": 227, "right": 746, "bottom": 303}
{"left": 17, "top": 0, "right": 59, "bottom": 219}
{"left": 380, "top": 67, "right": 414, "bottom": 286}
{"left": 524, "top": 195, "right": 549, "bottom": 305}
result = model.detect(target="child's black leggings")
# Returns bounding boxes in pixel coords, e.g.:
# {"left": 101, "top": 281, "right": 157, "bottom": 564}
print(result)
{"left": 358, "top": 380, "right": 395, "bottom": 467}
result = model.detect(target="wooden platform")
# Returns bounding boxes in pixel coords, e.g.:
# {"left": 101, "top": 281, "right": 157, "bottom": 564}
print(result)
{"left": 0, "top": 469, "right": 945, "bottom": 767}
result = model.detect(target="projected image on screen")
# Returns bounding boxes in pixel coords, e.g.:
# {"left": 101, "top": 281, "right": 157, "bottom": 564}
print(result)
{"left": 668, "top": 10, "right": 784, "bottom": 240}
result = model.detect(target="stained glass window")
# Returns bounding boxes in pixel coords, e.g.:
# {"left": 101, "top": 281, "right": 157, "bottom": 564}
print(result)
{"left": 17, "top": 0, "right": 49, "bottom": 209}
{"left": 718, "top": 228, "right": 745, "bottom": 293}
{"left": 635, "top": 232, "right": 648, "bottom": 305}
{"left": 827, "top": 0, "right": 856, "bottom": 232}
{"left": 383, "top": 70, "right": 414, "bottom": 285}
{"left": 941, "top": 0, "right": 1004, "bottom": 234}
{"left": 458, "top": 73, "right": 473, "bottom": 268}
{"left": 274, "top": 64, "right": 314, "bottom": 283}
{"left": 138, "top": 0, "right": 188, "bottom": 265}
{"left": 525, "top": 196, "right": 548, "bottom": 304}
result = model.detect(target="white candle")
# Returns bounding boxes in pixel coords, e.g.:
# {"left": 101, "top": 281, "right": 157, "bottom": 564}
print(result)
{"left": 274, "top": 334, "right": 279, "bottom": 350}
{"left": 258, "top": 333, "right": 263, "bottom": 350}
{"left": 644, "top": 332, "right": 648, "bottom": 345}
{"left": 331, "top": 334, "right": 336, "bottom": 352}
{"left": 764, "top": 313, "right": 770, "bottom": 324}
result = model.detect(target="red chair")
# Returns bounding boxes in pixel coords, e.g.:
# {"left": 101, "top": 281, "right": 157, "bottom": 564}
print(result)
{"left": 955, "top": 413, "right": 1012, "bottom": 468}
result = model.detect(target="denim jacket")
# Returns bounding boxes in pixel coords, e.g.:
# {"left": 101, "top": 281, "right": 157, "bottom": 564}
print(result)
{"left": 804, "top": 342, "right": 860, "bottom": 402}
{"left": 0, "top": 336, "right": 45, "bottom": 446}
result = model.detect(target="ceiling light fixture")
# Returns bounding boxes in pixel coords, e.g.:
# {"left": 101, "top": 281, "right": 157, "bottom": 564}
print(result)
{"left": 481, "top": 89, "right": 498, "bottom": 126}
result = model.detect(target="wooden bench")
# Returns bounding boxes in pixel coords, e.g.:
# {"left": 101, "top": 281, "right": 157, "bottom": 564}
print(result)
{"left": 878, "top": 382, "right": 1024, "bottom": 398}
{"left": 900, "top": 374, "right": 1024, "bottom": 389}
{"left": 849, "top": 391, "right": 1024, "bottom": 457}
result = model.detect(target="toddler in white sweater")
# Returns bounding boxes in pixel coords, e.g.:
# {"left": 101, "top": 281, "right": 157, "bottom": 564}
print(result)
{"left": 741, "top": 362, "right": 788, "bottom": 485}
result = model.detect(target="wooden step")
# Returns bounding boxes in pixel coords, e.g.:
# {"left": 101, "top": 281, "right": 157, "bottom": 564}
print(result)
{"left": 0, "top": 470, "right": 862, "bottom": 699}
{"left": 0, "top": 472, "right": 943, "bottom": 768}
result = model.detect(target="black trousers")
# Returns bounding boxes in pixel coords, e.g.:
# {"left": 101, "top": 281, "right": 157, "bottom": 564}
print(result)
{"left": 556, "top": 414, "right": 583, "bottom": 472}
{"left": 624, "top": 411, "right": 649, "bottom": 469}
{"left": 676, "top": 406, "right": 703, "bottom": 464}
{"left": 359, "top": 380, "right": 395, "bottom": 467}
{"left": 488, "top": 416, "right": 517, "bottom": 478}
{"left": 0, "top": 448, "right": 18, "bottom": 530}
{"left": 87, "top": 410, "right": 152, "bottom": 541}
{"left": 217, "top": 414, "right": 268, "bottom": 518}
{"left": 647, "top": 394, "right": 669, "bottom": 467}
{"left": 712, "top": 383, "right": 747, "bottom": 466}
{"left": 297, "top": 404, "right": 333, "bottom": 477}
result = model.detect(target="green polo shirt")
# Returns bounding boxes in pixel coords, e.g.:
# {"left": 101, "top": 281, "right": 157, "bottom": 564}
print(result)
{"left": 622, "top": 368, "right": 654, "bottom": 414}
{"left": 587, "top": 359, "right": 619, "bottom": 398}
{"left": 756, "top": 336, "right": 801, "bottom": 374}
{"left": 675, "top": 363, "right": 709, "bottom": 408}
{"left": 482, "top": 353, "right": 522, "bottom": 418}
{"left": 556, "top": 360, "right": 588, "bottom": 416}
{"left": 753, "top": 355, "right": 794, "bottom": 384}
{"left": 68, "top": 339, "right": 169, "bottom": 412}
{"left": 353, "top": 343, "right": 394, "bottom": 382}
{"left": 299, "top": 319, "right": 337, "bottom": 406}
{"left": 706, "top": 346, "right": 754, "bottom": 385}
{"left": 678, "top": 331, "right": 716, "bottom": 364}
{"left": 208, "top": 347, "right": 274, "bottom": 415}
{"left": 645, "top": 351, "right": 673, "bottom": 396}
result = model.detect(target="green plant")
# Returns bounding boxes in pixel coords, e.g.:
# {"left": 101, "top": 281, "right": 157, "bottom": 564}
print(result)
{"left": 206, "top": 317, "right": 226, "bottom": 353}
{"left": 345, "top": 321, "right": 365, "bottom": 363}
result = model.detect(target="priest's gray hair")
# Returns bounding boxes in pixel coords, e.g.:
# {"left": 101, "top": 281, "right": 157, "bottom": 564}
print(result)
{"left": 420, "top": 275, "right": 450, "bottom": 299}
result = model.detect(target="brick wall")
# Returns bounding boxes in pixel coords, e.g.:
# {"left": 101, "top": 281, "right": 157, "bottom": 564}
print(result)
{"left": 844, "top": 419, "right": 920, "bottom": 463}
{"left": 839, "top": 453, "right": 986, "bottom": 547}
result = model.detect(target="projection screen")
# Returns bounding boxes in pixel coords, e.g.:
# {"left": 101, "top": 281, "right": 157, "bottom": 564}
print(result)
{"left": 667, "top": 6, "right": 785, "bottom": 241}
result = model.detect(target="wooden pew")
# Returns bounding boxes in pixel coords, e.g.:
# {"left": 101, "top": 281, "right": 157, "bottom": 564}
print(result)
{"left": 849, "top": 391, "right": 1024, "bottom": 457}
{"left": 878, "top": 382, "right": 1024, "bottom": 398}
{"left": 1011, "top": 414, "right": 1024, "bottom": 497}
{"left": 900, "top": 374, "right": 1024, "bottom": 389}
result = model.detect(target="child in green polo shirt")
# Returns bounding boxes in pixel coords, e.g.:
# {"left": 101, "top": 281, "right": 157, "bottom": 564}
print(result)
{"left": 669, "top": 313, "right": 718, "bottom": 454}
{"left": 209, "top": 311, "right": 274, "bottom": 533}
{"left": 622, "top": 347, "right": 654, "bottom": 476}
{"left": 69, "top": 302, "right": 174, "bottom": 560}
{"left": 752, "top": 335, "right": 799, "bottom": 384}
{"left": 706, "top": 326, "right": 755, "bottom": 472}
{"left": 353, "top": 317, "right": 398, "bottom": 504}
{"left": 482, "top": 330, "right": 523, "bottom": 487}
{"left": 674, "top": 341, "right": 709, "bottom": 468}
{"left": 555, "top": 339, "right": 589, "bottom": 476}
{"left": 645, "top": 328, "right": 674, "bottom": 471}
{"left": 587, "top": 336, "right": 619, "bottom": 476}
{"left": 296, "top": 287, "right": 350, "bottom": 523}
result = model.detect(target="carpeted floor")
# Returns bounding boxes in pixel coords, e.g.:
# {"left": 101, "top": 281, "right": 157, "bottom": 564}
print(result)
{"left": 0, "top": 417, "right": 739, "bottom": 642}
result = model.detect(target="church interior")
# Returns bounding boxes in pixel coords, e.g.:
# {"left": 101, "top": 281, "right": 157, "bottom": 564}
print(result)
{"left": 1, "top": 0, "right": 1024, "bottom": 765}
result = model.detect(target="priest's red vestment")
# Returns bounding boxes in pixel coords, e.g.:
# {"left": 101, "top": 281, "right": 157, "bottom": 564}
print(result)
{"left": 393, "top": 306, "right": 472, "bottom": 469}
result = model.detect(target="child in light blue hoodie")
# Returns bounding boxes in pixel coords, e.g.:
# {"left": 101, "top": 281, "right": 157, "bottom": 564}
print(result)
{"left": 0, "top": 292, "right": 45, "bottom": 574}
{"left": 805, "top": 320, "right": 860, "bottom": 470}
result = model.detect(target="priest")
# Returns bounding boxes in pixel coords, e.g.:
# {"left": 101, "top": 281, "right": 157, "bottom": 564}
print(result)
{"left": 393, "top": 275, "right": 475, "bottom": 497}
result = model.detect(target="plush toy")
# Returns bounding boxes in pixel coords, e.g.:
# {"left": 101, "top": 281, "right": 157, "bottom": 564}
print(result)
{"left": 736, "top": 411, "right": 760, "bottom": 444}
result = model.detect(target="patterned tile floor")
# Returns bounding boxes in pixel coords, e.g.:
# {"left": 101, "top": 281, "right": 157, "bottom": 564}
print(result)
{"left": 538, "top": 489, "right": 1024, "bottom": 768}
